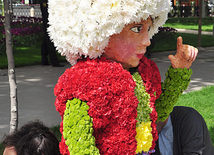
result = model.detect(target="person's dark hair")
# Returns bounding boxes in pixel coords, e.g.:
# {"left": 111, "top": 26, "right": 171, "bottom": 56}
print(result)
{"left": 3, "top": 120, "right": 60, "bottom": 155}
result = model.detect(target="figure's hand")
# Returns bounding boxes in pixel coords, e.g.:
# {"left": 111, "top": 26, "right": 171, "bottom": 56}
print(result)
{"left": 168, "top": 36, "right": 198, "bottom": 69}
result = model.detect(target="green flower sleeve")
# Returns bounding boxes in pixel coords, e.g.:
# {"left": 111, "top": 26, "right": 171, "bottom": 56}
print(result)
{"left": 63, "top": 98, "right": 100, "bottom": 155}
{"left": 155, "top": 66, "right": 192, "bottom": 122}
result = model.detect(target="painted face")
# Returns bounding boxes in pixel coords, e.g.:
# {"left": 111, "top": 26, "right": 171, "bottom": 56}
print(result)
{"left": 104, "top": 18, "right": 152, "bottom": 70}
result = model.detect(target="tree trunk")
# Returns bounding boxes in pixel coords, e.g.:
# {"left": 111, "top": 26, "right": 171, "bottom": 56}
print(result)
{"left": 198, "top": 0, "right": 202, "bottom": 47}
{"left": 3, "top": 0, "right": 18, "bottom": 133}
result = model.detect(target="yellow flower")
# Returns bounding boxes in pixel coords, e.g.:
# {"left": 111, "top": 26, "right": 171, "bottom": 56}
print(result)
{"left": 135, "top": 121, "right": 153, "bottom": 153}
{"left": 110, "top": 1, "right": 120, "bottom": 9}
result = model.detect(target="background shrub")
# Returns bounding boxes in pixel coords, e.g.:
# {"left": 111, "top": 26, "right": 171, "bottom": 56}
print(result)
{"left": 0, "top": 15, "right": 43, "bottom": 54}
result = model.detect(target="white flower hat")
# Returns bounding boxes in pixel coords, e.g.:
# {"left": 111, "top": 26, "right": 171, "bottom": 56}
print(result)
{"left": 48, "top": 0, "right": 172, "bottom": 65}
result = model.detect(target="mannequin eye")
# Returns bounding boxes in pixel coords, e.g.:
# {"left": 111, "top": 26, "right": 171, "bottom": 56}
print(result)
{"left": 130, "top": 26, "right": 143, "bottom": 33}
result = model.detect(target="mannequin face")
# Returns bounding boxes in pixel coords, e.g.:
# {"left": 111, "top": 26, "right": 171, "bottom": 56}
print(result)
{"left": 104, "top": 18, "right": 152, "bottom": 70}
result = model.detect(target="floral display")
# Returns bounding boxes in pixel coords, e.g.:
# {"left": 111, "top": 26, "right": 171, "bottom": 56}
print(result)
{"left": 49, "top": 1, "right": 194, "bottom": 154}
{"left": 48, "top": 0, "right": 172, "bottom": 65}
{"left": 0, "top": 16, "right": 42, "bottom": 35}
{"left": 3, "top": 26, "right": 43, "bottom": 36}
{"left": 0, "top": 15, "right": 43, "bottom": 50}
{"left": 54, "top": 56, "right": 163, "bottom": 154}
{"left": 54, "top": 55, "right": 194, "bottom": 155}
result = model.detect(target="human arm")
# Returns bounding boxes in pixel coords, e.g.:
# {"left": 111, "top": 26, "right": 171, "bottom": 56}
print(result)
{"left": 179, "top": 115, "right": 205, "bottom": 155}
{"left": 171, "top": 106, "right": 209, "bottom": 155}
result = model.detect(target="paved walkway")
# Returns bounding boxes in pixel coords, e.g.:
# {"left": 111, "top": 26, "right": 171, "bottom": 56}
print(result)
{"left": 176, "top": 29, "right": 213, "bottom": 35}
{"left": 0, "top": 36, "right": 214, "bottom": 142}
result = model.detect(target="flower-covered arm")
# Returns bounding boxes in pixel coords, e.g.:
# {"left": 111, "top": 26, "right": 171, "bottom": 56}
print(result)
{"left": 155, "top": 66, "right": 192, "bottom": 122}
{"left": 155, "top": 36, "right": 198, "bottom": 122}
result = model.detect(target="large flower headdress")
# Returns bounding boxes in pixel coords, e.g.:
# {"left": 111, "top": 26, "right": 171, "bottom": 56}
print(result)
{"left": 48, "top": 0, "right": 171, "bottom": 65}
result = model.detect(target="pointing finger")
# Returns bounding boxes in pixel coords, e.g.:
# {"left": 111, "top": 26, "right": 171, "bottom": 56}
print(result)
{"left": 177, "top": 36, "right": 183, "bottom": 54}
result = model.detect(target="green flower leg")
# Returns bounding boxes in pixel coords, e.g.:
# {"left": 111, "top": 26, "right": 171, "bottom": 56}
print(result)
{"left": 155, "top": 66, "right": 192, "bottom": 122}
{"left": 63, "top": 98, "right": 100, "bottom": 155}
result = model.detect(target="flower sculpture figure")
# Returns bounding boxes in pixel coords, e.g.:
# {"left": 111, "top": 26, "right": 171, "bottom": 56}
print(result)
{"left": 49, "top": 0, "right": 198, "bottom": 154}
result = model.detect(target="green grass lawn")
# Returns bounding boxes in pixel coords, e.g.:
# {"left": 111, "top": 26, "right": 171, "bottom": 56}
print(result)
{"left": 164, "top": 17, "right": 214, "bottom": 31}
{"left": 177, "top": 86, "right": 214, "bottom": 146}
{"left": 0, "top": 46, "right": 66, "bottom": 69}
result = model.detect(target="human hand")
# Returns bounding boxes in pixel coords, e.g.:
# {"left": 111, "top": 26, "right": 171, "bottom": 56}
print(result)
{"left": 168, "top": 36, "right": 198, "bottom": 69}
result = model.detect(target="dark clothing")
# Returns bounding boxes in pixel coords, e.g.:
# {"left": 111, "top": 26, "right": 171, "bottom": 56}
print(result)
{"left": 40, "top": 0, "right": 59, "bottom": 66}
{"left": 41, "top": 32, "right": 59, "bottom": 65}
{"left": 40, "top": 0, "right": 48, "bottom": 28}
{"left": 153, "top": 106, "right": 214, "bottom": 155}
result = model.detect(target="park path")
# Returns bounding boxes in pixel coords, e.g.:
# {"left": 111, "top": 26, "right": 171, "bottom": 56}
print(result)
{"left": 176, "top": 28, "right": 213, "bottom": 35}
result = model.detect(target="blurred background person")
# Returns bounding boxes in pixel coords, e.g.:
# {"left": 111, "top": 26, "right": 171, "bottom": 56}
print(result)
{"left": 40, "top": 0, "right": 64, "bottom": 67}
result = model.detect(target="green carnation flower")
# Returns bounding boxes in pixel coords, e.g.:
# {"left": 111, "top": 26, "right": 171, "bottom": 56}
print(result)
{"left": 132, "top": 72, "right": 151, "bottom": 125}
{"left": 63, "top": 98, "right": 100, "bottom": 154}
{"left": 156, "top": 66, "right": 192, "bottom": 122}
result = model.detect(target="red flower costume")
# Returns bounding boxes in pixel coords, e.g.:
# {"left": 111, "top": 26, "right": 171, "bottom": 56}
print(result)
{"left": 54, "top": 56, "right": 162, "bottom": 154}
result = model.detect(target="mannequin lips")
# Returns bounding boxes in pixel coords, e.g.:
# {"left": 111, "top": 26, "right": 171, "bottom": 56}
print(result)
{"left": 136, "top": 49, "right": 146, "bottom": 59}
{"left": 137, "top": 54, "right": 144, "bottom": 59}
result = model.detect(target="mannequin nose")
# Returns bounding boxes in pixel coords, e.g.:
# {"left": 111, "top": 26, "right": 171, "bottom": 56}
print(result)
{"left": 142, "top": 31, "right": 151, "bottom": 47}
